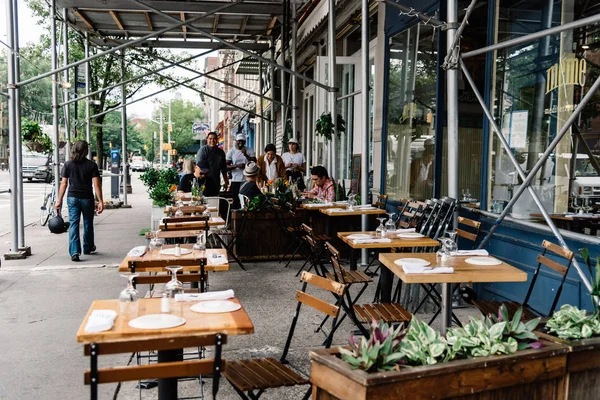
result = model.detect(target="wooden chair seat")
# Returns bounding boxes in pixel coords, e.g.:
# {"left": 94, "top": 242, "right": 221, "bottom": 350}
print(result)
{"left": 353, "top": 303, "right": 412, "bottom": 324}
{"left": 325, "top": 270, "right": 371, "bottom": 285}
{"left": 223, "top": 358, "right": 309, "bottom": 392}
{"left": 314, "top": 233, "right": 332, "bottom": 242}
{"left": 473, "top": 300, "right": 538, "bottom": 321}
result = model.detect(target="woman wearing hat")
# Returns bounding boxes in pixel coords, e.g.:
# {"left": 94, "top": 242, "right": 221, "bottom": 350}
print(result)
{"left": 227, "top": 133, "right": 256, "bottom": 209}
{"left": 282, "top": 138, "right": 306, "bottom": 190}
{"left": 239, "top": 162, "right": 263, "bottom": 205}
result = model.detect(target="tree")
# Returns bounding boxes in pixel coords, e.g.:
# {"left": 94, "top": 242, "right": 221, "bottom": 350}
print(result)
{"left": 25, "top": 0, "right": 204, "bottom": 167}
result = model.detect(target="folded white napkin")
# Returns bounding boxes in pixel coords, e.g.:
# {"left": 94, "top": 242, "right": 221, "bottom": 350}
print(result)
{"left": 389, "top": 228, "right": 416, "bottom": 233}
{"left": 128, "top": 246, "right": 147, "bottom": 257}
{"left": 84, "top": 309, "right": 117, "bottom": 333}
{"left": 326, "top": 207, "right": 345, "bottom": 212}
{"left": 175, "top": 289, "right": 234, "bottom": 302}
{"left": 211, "top": 217, "right": 225, "bottom": 224}
{"left": 450, "top": 249, "right": 489, "bottom": 256}
{"left": 402, "top": 265, "right": 454, "bottom": 274}
{"left": 208, "top": 255, "right": 228, "bottom": 265}
{"left": 353, "top": 238, "right": 393, "bottom": 244}
{"left": 306, "top": 203, "right": 332, "bottom": 207}
{"left": 355, "top": 205, "right": 375, "bottom": 209}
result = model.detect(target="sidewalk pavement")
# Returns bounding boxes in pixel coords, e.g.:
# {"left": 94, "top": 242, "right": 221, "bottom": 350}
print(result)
{"left": 0, "top": 173, "right": 152, "bottom": 271}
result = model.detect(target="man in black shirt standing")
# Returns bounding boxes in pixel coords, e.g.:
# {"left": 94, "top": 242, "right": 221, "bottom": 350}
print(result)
{"left": 196, "top": 131, "right": 229, "bottom": 196}
{"left": 55, "top": 140, "right": 104, "bottom": 261}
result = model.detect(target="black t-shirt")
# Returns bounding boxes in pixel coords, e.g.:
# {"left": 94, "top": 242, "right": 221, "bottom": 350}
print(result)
{"left": 61, "top": 159, "right": 100, "bottom": 199}
{"left": 196, "top": 145, "right": 226, "bottom": 189}
{"left": 178, "top": 173, "right": 219, "bottom": 196}
{"left": 239, "top": 180, "right": 262, "bottom": 200}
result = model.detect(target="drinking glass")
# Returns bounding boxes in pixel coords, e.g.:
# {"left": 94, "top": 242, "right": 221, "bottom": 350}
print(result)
{"left": 150, "top": 237, "right": 164, "bottom": 252}
{"left": 571, "top": 195, "right": 581, "bottom": 214}
{"left": 175, "top": 205, "right": 184, "bottom": 217}
{"left": 444, "top": 230, "right": 458, "bottom": 253}
{"left": 461, "top": 188, "right": 468, "bottom": 201}
{"left": 464, "top": 188, "right": 472, "bottom": 200}
{"left": 165, "top": 266, "right": 184, "bottom": 302}
{"left": 150, "top": 217, "right": 161, "bottom": 240}
{"left": 385, "top": 212, "right": 396, "bottom": 232}
{"left": 375, "top": 217, "right": 387, "bottom": 238}
{"left": 347, "top": 194, "right": 356, "bottom": 211}
{"left": 119, "top": 273, "right": 140, "bottom": 316}
{"left": 193, "top": 233, "right": 206, "bottom": 251}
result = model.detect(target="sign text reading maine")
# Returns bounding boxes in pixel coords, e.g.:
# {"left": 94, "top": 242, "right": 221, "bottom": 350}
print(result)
{"left": 545, "top": 57, "right": 586, "bottom": 94}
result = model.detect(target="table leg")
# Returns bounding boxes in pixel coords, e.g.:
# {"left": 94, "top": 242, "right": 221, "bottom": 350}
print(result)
{"left": 157, "top": 349, "right": 182, "bottom": 399}
{"left": 350, "top": 248, "right": 357, "bottom": 271}
{"left": 378, "top": 266, "right": 394, "bottom": 303}
{"left": 440, "top": 283, "right": 453, "bottom": 334}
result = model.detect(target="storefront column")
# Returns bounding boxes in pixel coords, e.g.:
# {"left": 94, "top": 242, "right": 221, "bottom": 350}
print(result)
{"left": 360, "top": 0, "right": 370, "bottom": 264}
{"left": 291, "top": 3, "right": 298, "bottom": 141}
{"left": 327, "top": 0, "right": 338, "bottom": 179}
{"left": 121, "top": 49, "right": 128, "bottom": 205}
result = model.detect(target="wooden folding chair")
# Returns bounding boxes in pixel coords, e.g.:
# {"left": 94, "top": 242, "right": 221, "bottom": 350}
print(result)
{"left": 85, "top": 333, "right": 226, "bottom": 400}
{"left": 397, "top": 201, "right": 422, "bottom": 229}
{"left": 474, "top": 240, "right": 575, "bottom": 320}
{"left": 375, "top": 194, "right": 388, "bottom": 209}
{"left": 208, "top": 208, "right": 247, "bottom": 271}
{"left": 456, "top": 216, "right": 482, "bottom": 249}
{"left": 132, "top": 258, "right": 208, "bottom": 294}
{"left": 222, "top": 271, "right": 345, "bottom": 400}
{"left": 277, "top": 204, "right": 309, "bottom": 269}
{"left": 295, "top": 223, "right": 331, "bottom": 277}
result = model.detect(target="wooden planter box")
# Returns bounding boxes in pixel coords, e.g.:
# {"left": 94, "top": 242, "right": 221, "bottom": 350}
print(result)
{"left": 231, "top": 209, "right": 306, "bottom": 261}
{"left": 309, "top": 344, "right": 569, "bottom": 400}
{"left": 537, "top": 332, "right": 600, "bottom": 399}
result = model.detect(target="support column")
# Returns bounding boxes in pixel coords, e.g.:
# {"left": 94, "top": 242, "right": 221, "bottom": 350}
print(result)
{"left": 280, "top": 30, "right": 287, "bottom": 146}
{"left": 442, "top": 0, "right": 460, "bottom": 332}
{"left": 291, "top": 4, "right": 298, "bottom": 140}
{"left": 120, "top": 49, "right": 128, "bottom": 206}
{"left": 327, "top": 0, "right": 338, "bottom": 180}
{"left": 4, "top": 0, "right": 25, "bottom": 258}
{"left": 62, "top": 8, "right": 71, "bottom": 154}
{"left": 270, "top": 38, "right": 276, "bottom": 142}
{"left": 51, "top": 0, "right": 60, "bottom": 200}
{"left": 13, "top": 0, "right": 28, "bottom": 255}
{"left": 85, "top": 32, "right": 91, "bottom": 159}
{"left": 360, "top": 0, "right": 370, "bottom": 265}
{"left": 259, "top": 59, "right": 264, "bottom": 154}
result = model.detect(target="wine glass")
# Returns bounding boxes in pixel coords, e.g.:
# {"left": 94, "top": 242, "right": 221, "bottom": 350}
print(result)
{"left": 347, "top": 194, "right": 356, "bottom": 211}
{"left": 151, "top": 217, "right": 161, "bottom": 240}
{"left": 444, "top": 230, "right": 458, "bottom": 253}
{"left": 461, "top": 188, "right": 468, "bottom": 201}
{"left": 375, "top": 217, "right": 387, "bottom": 238}
{"left": 385, "top": 212, "right": 396, "bottom": 232}
{"left": 119, "top": 273, "right": 140, "bottom": 317}
{"left": 165, "top": 266, "right": 184, "bottom": 302}
{"left": 150, "top": 237, "right": 164, "bottom": 253}
{"left": 193, "top": 233, "right": 206, "bottom": 251}
{"left": 464, "top": 188, "right": 472, "bottom": 201}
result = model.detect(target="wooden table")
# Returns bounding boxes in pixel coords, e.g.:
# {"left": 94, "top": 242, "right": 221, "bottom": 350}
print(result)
{"left": 300, "top": 202, "right": 348, "bottom": 210}
{"left": 164, "top": 205, "right": 217, "bottom": 215}
{"left": 319, "top": 207, "right": 386, "bottom": 217}
{"left": 76, "top": 298, "right": 254, "bottom": 398}
{"left": 378, "top": 252, "right": 527, "bottom": 332}
{"left": 160, "top": 217, "right": 226, "bottom": 230}
{"left": 337, "top": 231, "right": 439, "bottom": 270}
{"left": 118, "top": 245, "right": 229, "bottom": 272}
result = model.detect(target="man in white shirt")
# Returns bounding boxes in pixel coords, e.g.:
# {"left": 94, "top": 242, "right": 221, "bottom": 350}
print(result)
{"left": 227, "top": 133, "right": 256, "bottom": 209}
{"left": 282, "top": 138, "right": 307, "bottom": 190}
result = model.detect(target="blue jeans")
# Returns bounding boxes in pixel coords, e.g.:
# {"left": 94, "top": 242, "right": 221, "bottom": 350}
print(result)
{"left": 67, "top": 197, "right": 95, "bottom": 256}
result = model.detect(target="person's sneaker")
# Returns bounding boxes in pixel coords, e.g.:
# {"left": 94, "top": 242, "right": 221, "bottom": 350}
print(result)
{"left": 84, "top": 246, "right": 97, "bottom": 255}
{"left": 71, "top": 254, "right": 80, "bottom": 262}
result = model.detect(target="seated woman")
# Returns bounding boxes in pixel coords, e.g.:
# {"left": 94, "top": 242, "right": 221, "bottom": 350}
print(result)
{"left": 239, "top": 162, "right": 263, "bottom": 206}
{"left": 257, "top": 143, "right": 286, "bottom": 185}
{"left": 178, "top": 161, "right": 218, "bottom": 195}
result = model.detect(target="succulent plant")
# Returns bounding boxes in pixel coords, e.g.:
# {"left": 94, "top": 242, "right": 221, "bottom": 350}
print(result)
{"left": 399, "top": 318, "right": 452, "bottom": 365}
{"left": 487, "top": 305, "right": 542, "bottom": 350}
{"left": 447, "top": 317, "right": 520, "bottom": 358}
{"left": 338, "top": 320, "right": 406, "bottom": 372}
{"left": 546, "top": 304, "right": 600, "bottom": 340}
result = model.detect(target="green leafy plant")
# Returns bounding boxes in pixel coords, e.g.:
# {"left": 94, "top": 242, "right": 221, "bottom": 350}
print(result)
{"left": 546, "top": 305, "right": 600, "bottom": 340}
{"left": 338, "top": 320, "right": 406, "bottom": 372}
{"left": 315, "top": 113, "right": 346, "bottom": 141}
{"left": 159, "top": 167, "right": 181, "bottom": 186}
{"left": 246, "top": 195, "right": 271, "bottom": 212}
{"left": 140, "top": 168, "right": 161, "bottom": 192}
{"left": 21, "top": 118, "right": 53, "bottom": 154}
{"left": 149, "top": 180, "right": 173, "bottom": 207}
{"left": 399, "top": 318, "right": 452, "bottom": 365}
{"left": 489, "top": 305, "right": 541, "bottom": 348}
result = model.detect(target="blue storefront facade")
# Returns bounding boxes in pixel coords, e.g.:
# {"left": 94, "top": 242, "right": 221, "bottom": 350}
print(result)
{"left": 380, "top": 0, "right": 600, "bottom": 312}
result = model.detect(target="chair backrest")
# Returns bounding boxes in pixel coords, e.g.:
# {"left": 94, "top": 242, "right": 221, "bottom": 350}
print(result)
{"left": 133, "top": 258, "right": 208, "bottom": 293}
{"left": 396, "top": 198, "right": 411, "bottom": 218}
{"left": 206, "top": 196, "right": 231, "bottom": 227}
{"left": 85, "top": 333, "right": 226, "bottom": 400}
{"left": 162, "top": 215, "right": 209, "bottom": 232}
{"left": 375, "top": 194, "right": 388, "bottom": 210}
{"left": 300, "top": 223, "right": 313, "bottom": 237}
{"left": 239, "top": 194, "right": 250, "bottom": 209}
{"left": 397, "top": 201, "right": 422, "bottom": 229}
{"left": 279, "top": 271, "right": 346, "bottom": 362}
{"left": 431, "top": 197, "right": 456, "bottom": 240}
{"left": 324, "top": 242, "right": 346, "bottom": 282}
{"left": 523, "top": 240, "right": 575, "bottom": 316}
{"left": 456, "top": 216, "right": 482, "bottom": 249}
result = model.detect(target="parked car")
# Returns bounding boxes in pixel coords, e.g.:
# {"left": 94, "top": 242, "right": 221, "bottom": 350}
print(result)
{"left": 130, "top": 156, "right": 147, "bottom": 172}
{"left": 22, "top": 149, "right": 54, "bottom": 183}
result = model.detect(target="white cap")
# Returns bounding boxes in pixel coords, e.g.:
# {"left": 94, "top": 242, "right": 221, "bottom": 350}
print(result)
{"left": 235, "top": 134, "right": 246, "bottom": 142}
{"left": 288, "top": 138, "right": 298, "bottom": 144}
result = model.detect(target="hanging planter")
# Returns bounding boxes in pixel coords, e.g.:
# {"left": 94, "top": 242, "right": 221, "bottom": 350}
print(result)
{"left": 315, "top": 113, "right": 346, "bottom": 141}
{"left": 21, "top": 119, "right": 53, "bottom": 155}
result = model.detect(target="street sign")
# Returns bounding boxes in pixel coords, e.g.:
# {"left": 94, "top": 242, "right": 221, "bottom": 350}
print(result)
{"left": 161, "top": 143, "right": 172, "bottom": 151}
{"left": 169, "top": 149, "right": 178, "bottom": 155}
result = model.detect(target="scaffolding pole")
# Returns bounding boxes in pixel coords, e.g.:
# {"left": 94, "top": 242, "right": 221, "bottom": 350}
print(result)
{"left": 271, "top": 38, "right": 276, "bottom": 142}
{"left": 13, "top": 0, "right": 26, "bottom": 253}
{"left": 328, "top": 0, "right": 338, "bottom": 180}
{"left": 85, "top": 33, "right": 91, "bottom": 159}
{"left": 120, "top": 50, "right": 128, "bottom": 205}
{"left": 291, "top": 3, "right": 298, "bottom": 141}
{"left": 360, "top": 0, "right": 370, "bottom": 266}
{"left": 4, "top": 0, "right": 21, "bottom": 257}
{"left": 259, "top": 59, "right": 264, "bottom": 154}
{"left": 62, "top": 8, "right": 71, "bottom": 150}
{"left": 16, "top": 1, "right": 239, "bottom": 88}
{"left": 129, "top": 0, "right": 336, "bottom": 92}
{"left": 51, "top": 0, "right": 61, "bottom": 205}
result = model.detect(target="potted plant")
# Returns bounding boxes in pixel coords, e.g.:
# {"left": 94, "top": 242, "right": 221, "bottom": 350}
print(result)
{"left": 310, "top": 307, "right": 568, "bottom": 400}
{"left": 21, "top": 119, "right": 53, "bottom": 154}
{"left": 534, "top": 248, "right": 600, "bottom": 399}
{"left": 315, "top": 113, "right": 346, "bottom": 141}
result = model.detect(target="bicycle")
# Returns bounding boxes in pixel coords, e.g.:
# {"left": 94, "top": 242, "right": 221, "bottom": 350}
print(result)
{"left": 40, "top": 181, "right": 57, "bottom": 226}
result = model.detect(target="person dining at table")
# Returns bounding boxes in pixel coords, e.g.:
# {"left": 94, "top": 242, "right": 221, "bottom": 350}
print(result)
{"left": 282, "top": 137, "right": 306, "bottom": 190}
{"left": 178, "top": 161, "right": 218, "bottom": 195}
{"left": 257, "top": 143, "right": 286, "bottom": 185}
{"left": 303, "top": 165, "right": 335, "bottom": 202}
{"left": 239, "top": 162, "right": 264, "bottom": 202}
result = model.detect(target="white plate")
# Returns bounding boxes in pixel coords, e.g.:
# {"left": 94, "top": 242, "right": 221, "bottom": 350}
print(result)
{"left": 397, "top": 233, "right": 425, "bottom": 239}
{"left": 394, "top": 258, "right": 431, "bottom": 268}
{"left": 465, "top": 257, "right": 502, "bottom": 266}
{"left": 347, "top": 233, "right": 373, "bottom": 240}
{"left": 128, "top": 314, "right": 186, "bottom": 330}
{"left": 160, "top": 247, "right": 193, "bottom": 256}
{"left": 191, "top": 300, "right": 242, "bottom": 314}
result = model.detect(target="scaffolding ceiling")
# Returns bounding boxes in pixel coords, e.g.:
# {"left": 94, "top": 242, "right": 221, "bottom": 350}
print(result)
{"left": 59, "top": 0, "right": 284, "bottom": 45}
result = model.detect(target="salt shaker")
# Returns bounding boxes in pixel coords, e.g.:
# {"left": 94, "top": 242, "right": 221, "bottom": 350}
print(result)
{"left": 175, "top": 243, "right": 181, "bottom": 257}
{"left": 161, "top": 293, "right": 170, "bottom": 313}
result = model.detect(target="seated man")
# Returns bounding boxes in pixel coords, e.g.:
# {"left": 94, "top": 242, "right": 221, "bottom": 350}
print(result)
{"left": 303, "top": 165, "right": 335, "bottom": 202}
{"left": 178, "top": 162, "right": 218, "bottom": 195}
{"left": 239, "top": 162, "right": 263, "bottom": 205}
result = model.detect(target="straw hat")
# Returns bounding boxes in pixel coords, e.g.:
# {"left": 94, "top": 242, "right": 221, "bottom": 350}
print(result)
{"left": 243, "top": 162, "right": 259, "bottom": 176}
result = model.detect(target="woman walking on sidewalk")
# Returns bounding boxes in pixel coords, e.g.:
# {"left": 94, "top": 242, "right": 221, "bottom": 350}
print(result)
{"left": 55, "top": 140, "right": 104, "bottom": 261}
